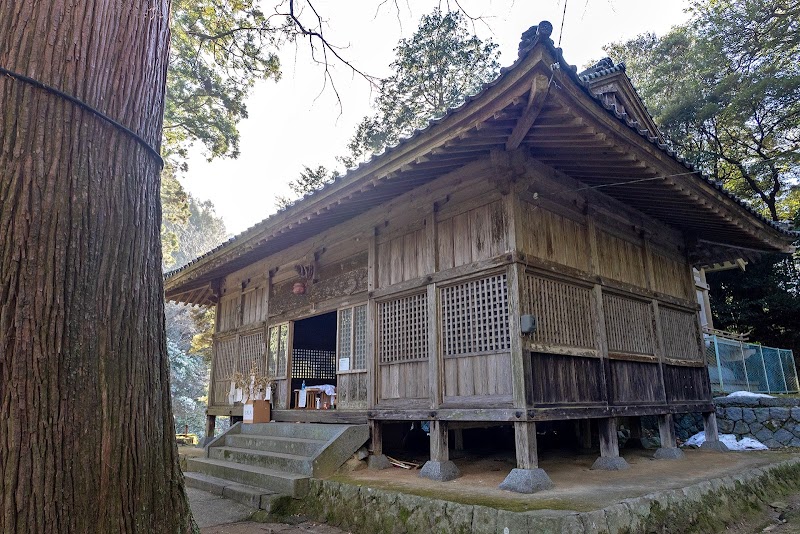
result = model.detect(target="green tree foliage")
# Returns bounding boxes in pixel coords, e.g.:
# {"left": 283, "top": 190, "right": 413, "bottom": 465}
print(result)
{"left": 165, "top": 0, "right": 283, "bottom": 162}
{"left": 275, "top": 165, "right": 338, "bottom": 209}
{"left": 605, "top": 0, "right": 800, "bottom": 221}
{"left": 708, "top": 255, "right": 800, "bottom": 356}
{"left": 343, "top": 9, "right": 500, "bottom": 166}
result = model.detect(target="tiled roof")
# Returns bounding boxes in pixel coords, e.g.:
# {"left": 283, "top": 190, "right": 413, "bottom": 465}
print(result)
{"left": 165, "top": 22, "right": 796, "bottom": 281}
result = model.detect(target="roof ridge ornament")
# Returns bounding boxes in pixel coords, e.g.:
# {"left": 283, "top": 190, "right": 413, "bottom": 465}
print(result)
{"left": 518, "top": 21, "right": 553, "bottom": 58}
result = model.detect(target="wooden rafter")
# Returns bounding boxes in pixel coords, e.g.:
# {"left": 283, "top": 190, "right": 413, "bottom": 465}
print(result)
{"left": 506, "top": 74, "right": 551, "bottom": 151}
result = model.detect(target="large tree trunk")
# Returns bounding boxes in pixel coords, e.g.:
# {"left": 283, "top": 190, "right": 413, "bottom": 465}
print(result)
{"left": 0, "top": 1, "right": 193, "bottom": 532}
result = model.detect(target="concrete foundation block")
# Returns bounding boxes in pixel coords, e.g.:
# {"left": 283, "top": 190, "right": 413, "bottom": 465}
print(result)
{"left": 653, "top": 447, "right": 685, "bottom": 460}
{"left": 701, "top": 440, "right": 730, "bottom": 452}
{"left": 591, "top": 456, "right": 630, "bottom": 471}
{"left": 419, "top": 460, "right": 460, "bottom": 481}
{"left": 498, "top": 468, "right": 554, "bottom": 494}
{"left": 367, "top": 454, "right": 391, "bottom": 470}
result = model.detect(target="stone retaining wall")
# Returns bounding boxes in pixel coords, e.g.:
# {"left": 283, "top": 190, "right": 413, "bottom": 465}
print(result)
{"left": 266, "top": 459, "right": 800, "bottom": 533}
{"left": 672, "top": 396, "right": 800, "bottom": 448}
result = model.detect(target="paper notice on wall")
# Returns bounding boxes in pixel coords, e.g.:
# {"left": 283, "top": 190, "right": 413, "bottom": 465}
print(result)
{"left": 339, "top": 358, "right": 350, "bottom": 372}
{"left": 265, "top": 386, "right": 271, "bottom": 401}
{"left": 228, "top": 382, "right": 236, "bottom": 405}
{"left": 234, "top": 387, "right": 243, "bottom": 403}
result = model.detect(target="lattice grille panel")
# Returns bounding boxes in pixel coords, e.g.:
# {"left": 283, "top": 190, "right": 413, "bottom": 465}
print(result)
{"left": 660, "top": 306, "right": 701, "bottom": 361}
{"left": 338, "top": 308, "right": 352, "bottom": 361}
{"left": 522, "top": 274, "right": 595, "bottom": 348}
{"left": 377, "top": 293, "right": 428, "bottom": 364}
{"left": 292, "top": 349, "right": 336, "bottom": 380}
{"left": 212, "top": 336, "right": 238, "bottom": 405}
{"left": 354, "top": 305, "right": 367, "bottom": 370}
{"left": 441, "top": 274, "right": 510, "bottom": 356}
{"left": 239, "top": 329, "right": 266, "bottom": 376}
{"left": 269, "top": 324, "right": 289, "bottom": 378}
{"left": 603, "top": 293, "right": 654, "bottom": 355}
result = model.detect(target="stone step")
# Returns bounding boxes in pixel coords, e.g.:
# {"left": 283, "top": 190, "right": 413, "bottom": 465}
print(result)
{"left": 209, "top": 446, "right": 314, "bottom": 476}
{"left": 186, "top": 457, "right": 309, "bottom": 498}
{"left": 184, "top": 471, "right": 279, "bottom": 510}
{"left": 239, "top": 422, "right": 352, "bottom": 441}
{"left": 225, "top": 434, "right": 327, "bottom": 457}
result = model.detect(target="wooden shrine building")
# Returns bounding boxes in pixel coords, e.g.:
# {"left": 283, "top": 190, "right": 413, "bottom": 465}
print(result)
{"left": 165, "top": 22, "right": 796, "bottom": 490}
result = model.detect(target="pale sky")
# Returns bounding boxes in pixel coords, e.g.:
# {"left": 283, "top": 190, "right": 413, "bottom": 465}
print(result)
{"left": 180, "top": 0, "right": 692, "bottom": 236}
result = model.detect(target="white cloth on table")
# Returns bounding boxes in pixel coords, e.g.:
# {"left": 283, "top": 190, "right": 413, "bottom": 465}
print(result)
{"left": 316, "top": 384, "right": 336, "bottom": 397}
{"left": 298, "top": 389, "right": 307, "bottom": 408}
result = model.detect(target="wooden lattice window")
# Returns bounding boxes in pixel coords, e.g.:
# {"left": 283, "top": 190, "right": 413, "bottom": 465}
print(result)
{"left": 212, "top": 335, "right": 237, "bottom": 405}
{"left": 239, "top": 328, "right": 266, "bottom": 376}
{"left": 603, "top": 293, "right": 655, "bottom": 355}
{"left": 523, "top": 274, "right": 596, "bottom": 349}
{"left": 267, "top": 323, "right": 290, "bottom": 378}
{"left": 377, "top": 292, "right": 428, "bottom": 364}
{"left": 338, "top": 304, "right": 367, "bottom": 372}
{"left": 441, "top": 274, "right": 510, "bottom": 357}
{"left": 660, "top": 306, "right": 702, "bottom": 361}
{"left": 292, "top": 349, "right": 337, "bottom": 380}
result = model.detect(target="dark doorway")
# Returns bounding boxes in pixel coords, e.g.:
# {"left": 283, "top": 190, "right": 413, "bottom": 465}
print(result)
{"left": 290, "top": 311, "right": 337, "bottom": 408}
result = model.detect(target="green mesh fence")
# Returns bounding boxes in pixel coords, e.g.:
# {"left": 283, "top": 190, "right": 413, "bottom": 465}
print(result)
{"left": 706, "top": 334, "right": 798, "bottom": 394}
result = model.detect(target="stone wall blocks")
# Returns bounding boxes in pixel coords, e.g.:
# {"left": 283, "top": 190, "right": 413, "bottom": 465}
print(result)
{"left": 602, "top": 503, "right": 634, "bottom": 534}
{"left": 756, "top": 409, "right": 771, "bottom": 423}
{"left": 742, "top": 408, "right": 757, "bottom": 424}
{"left": 732, "top": 421, "right": 749, "bottom": 435}
{"left": 495, "top": 509, "right": 530, "bottom": 534}
{"left": 718, "top": 419, "right": 734, "bottom": 434}
{"left": 790, "top": 407, "right": 800, "bottom": 421}
{"left": 726, "top": 407, "right": 743, "bottom": 421}
{"left": 774, "top": 429, "right": 794, "bottom": 445}
{"left": 771, "top": 407, "right": 791, "bottom": 420}
{"left": 471, "top": 505, "right": 498, "bottom": 534}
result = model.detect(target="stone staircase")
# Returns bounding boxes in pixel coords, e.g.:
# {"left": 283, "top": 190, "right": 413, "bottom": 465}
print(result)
{"left": 184, "top": 422, "right": 369, "bottom": 510}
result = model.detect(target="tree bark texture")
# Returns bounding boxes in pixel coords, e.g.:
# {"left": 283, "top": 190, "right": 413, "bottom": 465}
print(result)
{"left": 0, "top": 1, "right": 193, "bottom": 532}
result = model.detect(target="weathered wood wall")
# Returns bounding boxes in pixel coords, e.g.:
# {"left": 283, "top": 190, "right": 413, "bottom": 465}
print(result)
{"left": 204, "top": 148, "right": 708, "bottom": 417}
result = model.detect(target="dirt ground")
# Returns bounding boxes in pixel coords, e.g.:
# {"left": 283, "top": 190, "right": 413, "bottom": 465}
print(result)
{"left": 335, "top": 448, "right": 800, "bottom": 512}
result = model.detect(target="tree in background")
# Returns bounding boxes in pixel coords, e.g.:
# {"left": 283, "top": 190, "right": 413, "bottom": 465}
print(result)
{"left": 605, "top": 0, "right": 799, "bottom": 356}
{"left": 342, "top": 9, "right": 500, "bottom": 167}
{"left": 164, "top": 196, "right": 229, "bottom": 436}
{"left": 605, "top": 0, "right": 800, "bottom": 222}
{"left": 276, "top": 9, "right": 501, "bottom": 208}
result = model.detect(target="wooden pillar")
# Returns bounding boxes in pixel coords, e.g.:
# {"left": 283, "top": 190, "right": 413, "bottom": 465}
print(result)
{"left": 699, "top": 411, "right": 728, "bottom": 451}
{"left": 653, "top": 413, "right": 685, "bottom": 459}
{"left": 658, "top": 414, "right": 677, "bottom": 449}
{"left": 453, "top": 428, "right": 464, "bottom": 452}
{"left": 367, "top": 420, "right": 390, "bottom": 469}
{"left": 204, "top": 414, "right": 216, "bottom": 442}
{"left": 507, "top": 262, "right": 530, "bottom": 408}
{"left": 419, "top": 420, "right": 459, "bottom": 481}
{"left": 514, "top": 421, "right": 539, "bottom": 469}
{"left": 591, "top": 417, "right": 630, "bottom": 470}
{"left": 369, "top": 420, "right": 383, "bottom": 456}
{"left": 579, "top": 419, "right": 593, "bottom": 450}
{"left": 499, "top": 420, "right": 554, "bottom": 493}
{"left": 703, "top": 411, "right": 719, "bottom": 441}
{"left": 429, "top": 420, "right": 449, "bottom": 462}
{"left": 428, "top": 283, "right": 442, "bottom": 409}
{"left": 598, "top": 417, "right": 620, "bottom": 458}
{"left": 627, "top": 416, "right": 644, "bottom": 449}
